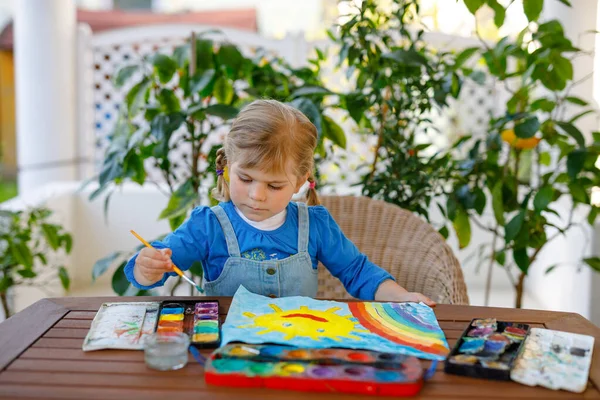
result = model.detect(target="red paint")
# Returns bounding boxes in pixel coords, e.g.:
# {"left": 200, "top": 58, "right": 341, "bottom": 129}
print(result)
{"left": 282, "top": 313, "right": 328, "bottom": 322}
{"left": 347, "top": 352, "right": 372, "bottom": 362}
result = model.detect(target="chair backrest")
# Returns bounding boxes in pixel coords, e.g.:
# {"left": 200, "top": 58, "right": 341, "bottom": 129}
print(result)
{"left": 316, "top": 195, "right": 469, "bottom": 304}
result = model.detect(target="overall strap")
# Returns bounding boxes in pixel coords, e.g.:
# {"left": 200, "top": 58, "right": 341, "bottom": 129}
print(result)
{"left": 210, "top": 205, "right": 241, "bottom": 257}
{"left": 296, "top": 202, "right": 309, "bottom": 253}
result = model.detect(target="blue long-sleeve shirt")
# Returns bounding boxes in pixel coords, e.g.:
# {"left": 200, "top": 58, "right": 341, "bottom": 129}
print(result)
{"left": 124, "top": 201, "right": 394, "bottom": 299}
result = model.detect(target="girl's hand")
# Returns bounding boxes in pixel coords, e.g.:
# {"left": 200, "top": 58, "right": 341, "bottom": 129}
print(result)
{"left": 374, "top": 279, "right": 436, "bottom": 307}
{"left": 391, "top": 292, "right": 436, "bottom": 307}
{"left": 133, "top": 248, "right": 173, "bottom": 285}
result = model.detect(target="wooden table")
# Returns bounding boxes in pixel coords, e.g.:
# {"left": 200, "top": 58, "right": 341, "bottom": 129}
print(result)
{"left": 0, "top": 297, "right": 599, "bottom": 399}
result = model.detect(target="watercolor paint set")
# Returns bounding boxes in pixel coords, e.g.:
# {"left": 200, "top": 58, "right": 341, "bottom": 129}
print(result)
{"left": 444, "top": 318, "right": 529, "bottom": 380}
{"left": 154, "top": 300, "right": 220, "bottom": 348}
{"left": 205, "top": 343, "right": 428, "bottom": 397}
{"left": 511, "top": 328, "right": 595, "bottom": 393}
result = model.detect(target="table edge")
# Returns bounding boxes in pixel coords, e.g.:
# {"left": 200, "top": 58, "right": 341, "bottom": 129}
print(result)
{"left": 0, "top": 298, "right": 68, "bottom": 371}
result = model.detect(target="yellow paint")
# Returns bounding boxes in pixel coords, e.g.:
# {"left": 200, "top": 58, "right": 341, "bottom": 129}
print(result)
{"left": 501, "top": 129, "right": 541, "bottom": 150}
{"left": 0, "top": 51, "right": 16, "bottom": 177}
{"left": 160, "top": 313, "right": 184, "bottom": 321}
{"left": 276, "top": 363, "right": 305, "bottom": 376}
{"left": 239, "top": 304, "right": 367, "bottom": 341}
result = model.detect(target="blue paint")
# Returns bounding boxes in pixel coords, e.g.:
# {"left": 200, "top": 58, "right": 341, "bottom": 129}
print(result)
{"left": 161, "top": 307, "right": 184, "bottom": 315}
{"left": 459, "top": 338, "right": 485, "bottom": 354}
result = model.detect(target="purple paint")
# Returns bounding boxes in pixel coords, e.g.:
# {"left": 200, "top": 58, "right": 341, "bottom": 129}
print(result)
{"left": 309, "top": 366, "right": 337, "bottom": 378}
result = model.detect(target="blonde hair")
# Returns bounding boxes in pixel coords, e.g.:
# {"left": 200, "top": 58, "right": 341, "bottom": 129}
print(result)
{"left": 212, "top": 99, "right": 320, "bottom": 205}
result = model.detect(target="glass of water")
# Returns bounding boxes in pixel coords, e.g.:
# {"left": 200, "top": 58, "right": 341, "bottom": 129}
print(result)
{"left": 144, "top": 332, "right": 190, "bottom": 371}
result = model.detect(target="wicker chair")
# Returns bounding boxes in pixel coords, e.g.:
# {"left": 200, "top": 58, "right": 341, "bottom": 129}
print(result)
{"left": 316, "top": 195, "right": 469, "bottom": 305}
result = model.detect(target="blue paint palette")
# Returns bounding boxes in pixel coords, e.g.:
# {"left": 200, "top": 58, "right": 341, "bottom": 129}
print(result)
{"left": 205, "top": 344, "right": 426, "bottom": 397}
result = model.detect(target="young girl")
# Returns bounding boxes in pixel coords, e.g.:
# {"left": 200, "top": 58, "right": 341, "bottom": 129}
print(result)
{"left": 125, "top": 99, "right": 434, "bottom": 305}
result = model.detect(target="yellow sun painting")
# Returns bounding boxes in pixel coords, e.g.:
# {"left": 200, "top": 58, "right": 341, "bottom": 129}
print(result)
{"left": 239, "top": 304, "right": 369, "bottom": 341}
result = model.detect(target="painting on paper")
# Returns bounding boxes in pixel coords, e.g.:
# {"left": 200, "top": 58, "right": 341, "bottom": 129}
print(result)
{"left": 222, "top": 286, "right": 449, "bottom": 361}
{"left": 82, "top": 302, "right": 159, "bottom": 351}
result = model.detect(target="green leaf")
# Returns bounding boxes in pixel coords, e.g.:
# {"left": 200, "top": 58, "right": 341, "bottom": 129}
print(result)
{"left": 195, "top": 39, "right": 214, "bottom": 71}
{"left": 204, "top": 104, "right": 239, "bottom": 119}
{"left": 569, "top": 110, "right": 595, "bottom": 124}
{"left": 545, "top": 264, "right": 558, "bottom": 274}
{"left": 218, "top": 43, "right": 244, "bottom": 71}
{"left": 289, "top": 98, "right": 322, "bottom": 138}
{"left": 382, "top": 49, "right": 427, "bottom": 66}
{"left": 569, "top": 181, "right": 589, "bottom": 203}
{"left": 539, "top": 152, "right": 551, "bottom": 166}
{"left": 495, "top": 251, "right": 506, "bottom": 266}
{"left": 152, "top": 54, "right": 177, "bottom": 84}
{"left": 190, "top": 69, "right": 216, "bottom": 95}
{"left": 523, "top": 0, "right": 544, "bottom": 21}
{"left": 157, "top": 89, "right": 180, "bottom": 113}
{"left": 514, "top": 116, "right": 540, "bottom": 138}
{"left": 17, "top": 269, "right": 36, "bottom": 278}
{"left": 556, "top": 121, "right": 585, "bottom": 148}
{"left": 345, "top": 93, "right": 368, "bottom": 125}
{"left": 159, "top": 181, "right": 197, "bottom": 220}
{"left": 11, "top": 241, "right": 34, "bottom": 269}
{"left": 464, "top": 0, "right": 485, "bottom": 14}
{"left": 58, "top": 266, "right": 70, "bottom": 291}
{"left": 469, "top": 70, "right": 486, "bottom": 85}
{"left": 63, "top": 234, "right": 73, "bottom": 254}
{"left": 531, "top": 98, "right": 555, "bottom": 112}
{"left": 438, "top": 226, "right": 449, "bottom": 239}
{"left": 557, "top": 0, "right": 571, "bottom": 5}
{"left": 567, "top": 150, "right": 586, "bottom": 179}
{"left": 533, "top": 185, "right": 554, "bottom": 213}
{"left": 214, "top": 76, "right": 234, "bottom": 104}
{"left": 553, "top": 55, "right": 573, "bottom": 81}
{"left": 173, "top": 44, "right": 189, "bottom": 68}
{"left": 588, "top": 207, "right": 599, "bottom": 225}
{"left": 126, "top": 77, "right": 151, "bottom": 116}
{"left": 41, "top": 224, "right": 60, "bottom": 251}
{"left": 36, "top": 253, "right": 48, "bottom": 265}
{"left": 447, "top": 196, "right": 457, "bottom": 221}
{"left": 492, "top": 182, "right": 505, "bottom": 225}
{"left": 565, "top": 96, "right": 588, "bottom": 106}
{"left": 473, "top": 188, "right": 486, "bottom": 215}
{"left": 583, "top": 257, "right": 600, "bottom": 272}
{"left": 322, "top": 115, "right": 346, "bottom": 148}
{"left": 111, "top": 262, "right": 130, "bottom": 296}
{"left": 513, "top": 248, "right": 530, "bottom": 274}
{"left": 291, "top": 86, "right": 333, "bottom": 98}
{"left": 455, "top": 47, "right": 480, "bottom": 68}
{"left": 452, "top": 207, "right": 471, "bottom": 249}
{"left": 487, "top": 0, "right": 506, "bottom": 27}
{"left": 92, "top": 251, "right": 123, "bottom": 282}
{"left": 505, "top": 211, "right": 525, "bottom": 242}
{"left": 113, "top": 65, "right": 139, "bottom": 88}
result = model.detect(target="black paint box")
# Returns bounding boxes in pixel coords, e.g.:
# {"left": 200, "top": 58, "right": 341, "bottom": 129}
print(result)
{"left": 444, "top": 318, "right": 529, "bottom": 380}
{"left": 154, "top": 300, "right": 221, "bottom": 349}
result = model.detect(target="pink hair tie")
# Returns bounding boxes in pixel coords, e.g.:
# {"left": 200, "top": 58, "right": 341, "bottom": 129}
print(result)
{"left": 308, "top": 181, "right": 316, "bottom": 190}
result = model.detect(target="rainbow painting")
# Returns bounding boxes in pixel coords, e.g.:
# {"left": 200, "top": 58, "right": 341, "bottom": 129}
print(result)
{"left": 348, "top": 302, "right": 449, "bottom": 358}
{"left": 222, "top": 286, "right": 450, "bottom": 361}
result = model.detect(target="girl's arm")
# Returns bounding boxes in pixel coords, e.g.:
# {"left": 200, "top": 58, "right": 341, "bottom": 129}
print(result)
{"left": 125, "top": 207, "right": 212, "bottom": 290}
{"left": 313, "top": 206, "right": 434, "bottom": 305}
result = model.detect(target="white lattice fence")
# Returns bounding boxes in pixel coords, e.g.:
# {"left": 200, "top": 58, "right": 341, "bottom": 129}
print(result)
{"left": 76, "top": 24, "right": 507, "bottom": 189}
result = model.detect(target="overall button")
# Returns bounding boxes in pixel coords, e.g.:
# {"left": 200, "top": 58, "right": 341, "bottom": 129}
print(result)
{"left": 268, "top": 294, "right": 277, "bottom": 298}
{"left": 266, "top": 268, "right": 276, "bottom": 275}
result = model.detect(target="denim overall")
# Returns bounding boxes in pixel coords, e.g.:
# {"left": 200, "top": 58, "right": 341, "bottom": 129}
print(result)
{"left": 203, "top": 202, "right": 318, "bottom": 298}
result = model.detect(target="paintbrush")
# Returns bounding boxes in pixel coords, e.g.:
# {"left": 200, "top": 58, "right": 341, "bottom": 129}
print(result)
{"left": 130, "top": 229, "right": 204, "bottom": 293}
